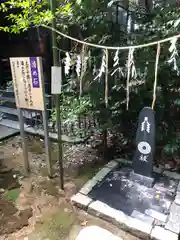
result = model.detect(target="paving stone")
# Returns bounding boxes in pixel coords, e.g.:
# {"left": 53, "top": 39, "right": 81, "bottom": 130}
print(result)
{"left": 88, "top": 200, "right": 128, "bottom": 228}
{"left": 151, "top": 226, "right": 178, "bottom": 240}
{"left": 126, "top": 216, "right": 153, "bottom": 238}
{"left": 115, "top": 158, "right": 132, "bottom": 165}
{"left": 94, "top": 161, "right": 118, "bottom": 182}
{"left": 162, "top": 200, "right": 172, "bottom": 212}
{"left": 154, "top": 179, "right": 177, "bottom": 195}
{"left": 80, "top": 161, "right": 118, "bottom": 195}
{"left": 145, "top": 209, "right": 168, "bottom": 222}
{"left": 131, "top": 210, "right": 154, "bottom": 225}
{"left": 80, "top": 178, "right": 98, "bottom": 195}
{"left": 175, "top": 192, "right": 180, "bottom": 205}
{"left": 153, "top": 166, "right": 163, "bottom": 174}
{"left": 153, "top": 219, "right": 166, "bottom": 228}
{"left": 71, "top": 193, "right": 93, "bottom": 209}
{"left": 177, "top": 181, "right": 180, "bottom": 192}
{"left": 76, "top": 226, "right": 122, "bottom": 240}
{"left": 165, "top": 203, "right": 180, "bottom": 234}
{"left": 88, "top": 201, "right": 152, "bottom": 238}
{"left": 105, "top": 160, "right": 119, "bottom": 169}
{"left": 129, "top": 172, "right": 154, "bottom": 188}
{"left": 163, "top": 171, "right": 180, "bottom": 180}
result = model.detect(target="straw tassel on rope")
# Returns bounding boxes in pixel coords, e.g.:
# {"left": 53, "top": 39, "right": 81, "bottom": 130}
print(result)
{"left": 126, "top": 49, "right": 131, "bottom": 110}
{"left": 105, "top": 49, "right": 109, "bottom": 108}
{"left": 152, "top": 43, "right": 161, "bottom": 110}
{"left": 79, "top": 44, "right": 88, "bottom": 97}
{"left": 126, "top": 47, "right": 136, "bottom": 110}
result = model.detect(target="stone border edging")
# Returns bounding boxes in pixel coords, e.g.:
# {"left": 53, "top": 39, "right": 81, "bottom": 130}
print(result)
{"left": 79, "top": 160, "right": 118, "bottom": 195}
{"left": 71, "top": 158, "right": 180, "bottom": 240}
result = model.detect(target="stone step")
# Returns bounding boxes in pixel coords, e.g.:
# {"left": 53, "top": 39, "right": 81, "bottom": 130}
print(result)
{"left": 0, "top": 112, "right": 35, "bottom": 127}
{"left": 0, "top": 100, "right": 16, "bottom": 108}
{"left": 0, "top": 96, "right": 16, "bottom": 103}
{"left": 0, "top": 106, "right": 40, "bottom": 119}
{"left": 0, "top": 125, "right": 19, "bottom": 141}
{"left": 0, "top": 88, "right": 51, "bottom": 99}
{"left": 0, "top": 89, "right": 51, "bottom": 107}
{"left": 0, "top": 119, "right": 85, "bottom": 143}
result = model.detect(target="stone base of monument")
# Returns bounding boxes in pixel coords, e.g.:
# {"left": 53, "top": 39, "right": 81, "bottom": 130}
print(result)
{"left": 71, "top": 159, "right": 180, "bottom": 240}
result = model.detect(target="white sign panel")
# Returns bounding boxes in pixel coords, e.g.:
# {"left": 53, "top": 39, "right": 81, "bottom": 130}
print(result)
{"left": 51, "top": 66, "right": 62, "bottom": 94}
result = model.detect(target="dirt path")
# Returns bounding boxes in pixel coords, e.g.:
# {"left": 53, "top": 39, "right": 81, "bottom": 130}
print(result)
{"left": 2, "top": 175, "right": 139, "bottom": 240}
{"left": 0, "top": 136, "right": 139, "bottom": 240}
{"left": 66, "top": 211, "right": 139, "bottom": 240}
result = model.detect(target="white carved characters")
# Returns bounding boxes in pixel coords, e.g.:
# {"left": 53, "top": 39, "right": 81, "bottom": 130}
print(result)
{"left": 139, "top": 116, "right": 151, "bottom": 162}
{"left": 141, "top": 117, "right": 151, "bottom": 133}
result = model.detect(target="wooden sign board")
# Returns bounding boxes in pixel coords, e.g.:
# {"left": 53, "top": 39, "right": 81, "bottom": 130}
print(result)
{"left": 10, "top": 57, "right": 45, "bottom": 111}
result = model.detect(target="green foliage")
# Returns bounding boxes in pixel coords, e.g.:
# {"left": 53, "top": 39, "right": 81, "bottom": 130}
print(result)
{"left": 174, "top": 99, "right": 180, "bottom": 105}
{"left": 51, "top": 77, "right": 92, "bottom": 125}
{"left": 131, "top": 3, "right": 180, "bottom": 156}
{"left": 51, "top": 94, "right": 92, "bottom": 124}
{"left": 55, "top": 0, "right": 127, "bottom": 45}
{"left": 1, "top": 0, "right": 180, "bottom": 158}
{"left": 0, "top": 0, "right": 72, "bottom": 33}
{"left": 163, "top": 134, "right": 180, "bottom": 155}
{"left": 3, "top": 188, "right": 20, "bottom": 202}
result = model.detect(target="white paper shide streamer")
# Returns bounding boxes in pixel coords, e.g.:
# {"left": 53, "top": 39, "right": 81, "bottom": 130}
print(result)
{"left": 76, "top": 55, "right": 81, "bottom": 78}
{"left": 55, "top": 24, "right": 180, "bottom": 112}
{"left": 64, "top": 52, "right": 71, "bottom": 75}
{"left": 81, "top": 47, "right": 89, "bottom": 78}
{"left": 111, "top": 50, "right": 124, "bottom": 77}
{"left": 94, "top": 50, "right": 106, "bottom": 81}
{"left": 126, "top": 47, "right": 137, "bottom": 110}
{"left": 78, "top": 45, "right": 89, "bottom": 96}
{"left": 168, "top": 37, "right": 179, "bottom": 74}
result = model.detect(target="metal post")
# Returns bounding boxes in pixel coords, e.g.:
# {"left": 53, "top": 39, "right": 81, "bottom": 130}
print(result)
{"left": 42, "top": 109, "right": 53, "bottom": 177}
{"left": 17, "top": 108, "right": 30, "bottom": 175}
{"left": 50, "top": 0, "right": 64, "bottom": 189}
{"left": 38, "top": 56, "right": 53, "bottom": 178}
{"left": 56, "top": 95, "right": 64, "bottom": 189}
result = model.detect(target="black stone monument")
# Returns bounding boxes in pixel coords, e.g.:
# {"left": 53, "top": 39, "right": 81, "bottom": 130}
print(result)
{"left": 88, "top": 106, "right": 178, "bottom": 226}
{"left": 130, "top": 107, "right": 155, "bottom": 187}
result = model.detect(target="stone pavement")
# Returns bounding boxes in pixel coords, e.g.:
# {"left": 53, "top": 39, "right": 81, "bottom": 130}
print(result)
{"left": 76, "top": 226, "right": 122, "bottom": 240}
{"left": 71, "top": 159, "right": 180, "bottom": 240}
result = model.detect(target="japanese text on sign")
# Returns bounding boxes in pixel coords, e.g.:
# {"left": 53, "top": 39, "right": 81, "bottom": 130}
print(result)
{"left": 10, "top": 57, "right": 45, "bottom": 111}
{"left": 30, "top": 57, "right": 40, "bottom": 88}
